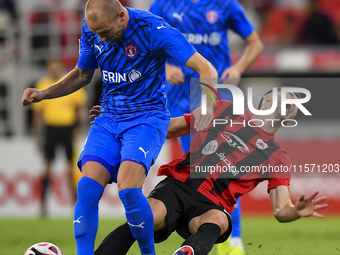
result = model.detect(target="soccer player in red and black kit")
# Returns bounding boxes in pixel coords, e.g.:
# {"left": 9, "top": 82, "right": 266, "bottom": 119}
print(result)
{"left": 92, "top": 88, "right": 327, "bottom": 255}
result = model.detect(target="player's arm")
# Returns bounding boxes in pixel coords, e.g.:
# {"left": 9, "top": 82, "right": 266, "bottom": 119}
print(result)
{"left": 165, "top": 63, "right": 185, "bottom": 85}
{"left": 22, "top": 67, "right": 94, "bottom": 106}
{"left": 221, "top": 0, "right": 263, "bottom": 80}
{"left": 166, "top": 116, "right": 189, "bottom": 139}
{"left": 269, "top": 186, "right": 327, "bottom": 223}
{"left": 167, "top": 106, "right": 205, "bottom": 139}
{"left": 221, "top": 31, "right": 263, "bottom": 80}
{"left": 184, "top": 52, "right": 217, "bottom": 131}
{"left": 149, "top": 0, "right": 185, "bottom": 85}
{"left": 150, "top": 20, "right": 217, "bottom": 131}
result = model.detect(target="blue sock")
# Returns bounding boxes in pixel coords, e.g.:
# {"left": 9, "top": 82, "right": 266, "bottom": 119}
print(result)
{"left": 231, "top": 198, "right": 242, "bottom": 238}
{"left": 74, "top": 177, "right": 104, "bottom": 255}
{"left": 119, "top": 188, "right": 155, "bottom": 255}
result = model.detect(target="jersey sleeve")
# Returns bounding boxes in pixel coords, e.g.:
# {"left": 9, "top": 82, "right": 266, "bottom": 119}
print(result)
{"left": 267, "top": 150, "right": 291, "bottom": 192}
{"left": 150, "top": 18, "right": 196, "bottom": 65}
{"left": 77, "top": 20, "right": 98, "bottom": 71}
{"left": 228, "top": 0, "right": 255, "bottom": 39}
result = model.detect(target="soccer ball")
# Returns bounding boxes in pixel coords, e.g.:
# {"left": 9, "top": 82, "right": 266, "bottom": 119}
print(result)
{"left": 24, "top": 242, "right": 63, "bottom": 255}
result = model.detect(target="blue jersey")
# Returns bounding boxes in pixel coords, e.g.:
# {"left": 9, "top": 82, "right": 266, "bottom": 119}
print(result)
{"left": 150, "top": 0, "right": 255, "bottom": 113}
{"left": 77, "top": 7, "right": 196, "bottom": 120}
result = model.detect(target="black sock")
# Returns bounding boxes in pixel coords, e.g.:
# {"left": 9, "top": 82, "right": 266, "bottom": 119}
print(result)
{"left": 95, "top": 222, "right": 136, "bottom": 255}
{"left": 182, "top": 223, "right": 221, "bottom": 255}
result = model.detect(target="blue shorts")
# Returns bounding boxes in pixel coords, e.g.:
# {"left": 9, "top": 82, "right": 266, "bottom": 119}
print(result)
{"left": 77, "top": 111, "right": 170, "bottom": 184}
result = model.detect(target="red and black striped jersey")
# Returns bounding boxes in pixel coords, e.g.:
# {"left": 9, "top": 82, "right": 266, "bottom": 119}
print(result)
{"left": 158, "top": 101, "right": 291, "bottom": 213}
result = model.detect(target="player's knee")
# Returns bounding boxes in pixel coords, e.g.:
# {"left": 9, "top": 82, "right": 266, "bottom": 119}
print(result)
{"left": 199, "top": 210, "right": 229, "bottom": 234}
{"left": 117, "top": 177, "right": 145, "bottom": 191}
{"left": 117, "top": 161, "right": 146, "bottom": 191}
{"left": 216, "top": 214, "right": 230, "bottom": 234}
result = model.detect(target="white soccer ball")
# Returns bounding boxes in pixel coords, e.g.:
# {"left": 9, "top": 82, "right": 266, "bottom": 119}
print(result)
{"left": 24, "top": 242, "right": 63, "bottom": 255}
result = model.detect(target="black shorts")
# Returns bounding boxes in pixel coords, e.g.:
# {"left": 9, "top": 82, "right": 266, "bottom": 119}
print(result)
{"left": 148, "top": 176, "right": 232, "bottom": 244}
{"left": 44, "top": 125, "right": 74, "bottom": 160}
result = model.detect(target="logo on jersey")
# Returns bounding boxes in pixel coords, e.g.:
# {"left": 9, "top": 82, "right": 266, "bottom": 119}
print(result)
{"left": 102, "top": 70, "right": 127, "bottom": 83}
{"left": 220, "top": 131, "right": 250, "bottom": 154}
{"left": 125, "top": 45, "right": 137, "bottom": 58}
{"left": 128, "top": 69, "right": 142, "bottom": 82}
{"left": 173, "top": 12, "right": 184, "bottom": 22}
{"left": 209, "top": 32, "right": 221, "bottom": 46}
{"left": 183, "top": 32, "right": 221, "bottom": 46}
{"left": 206, "top": 10, "right": 218, "bottom": 24}
{"left": 202, "top": 140, "right": 218, "bottom": 155}
{"left": 157, "top": 23, "right": 166, "bottom": 30}
{"left": 95, "top": 44, "right": 104, "bottom": 54}
{"left": 256, "top": 139, "right": 268, "bottom": 150}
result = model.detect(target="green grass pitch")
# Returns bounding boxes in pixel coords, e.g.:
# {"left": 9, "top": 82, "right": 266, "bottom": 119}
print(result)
{"left": 1, "top": 217, "right": 339, "bottom": 255}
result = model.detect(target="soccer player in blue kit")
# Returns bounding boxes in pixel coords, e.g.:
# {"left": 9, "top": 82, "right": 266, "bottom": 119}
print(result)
{"left": 149, "top": 1, "right": 263, "bottom": 254}
{"left": 21, "top": 1, "right": 219, "bottom": 255}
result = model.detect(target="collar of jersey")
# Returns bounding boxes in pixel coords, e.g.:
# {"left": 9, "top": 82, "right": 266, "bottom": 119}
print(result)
{"left": 122, "top": 7, "right": 135, "bottom": 40}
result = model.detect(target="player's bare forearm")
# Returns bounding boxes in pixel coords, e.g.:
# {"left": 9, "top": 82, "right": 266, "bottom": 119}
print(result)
{"left": 166, "top": 116, "right": 190, "bottom": 139}
{"left": 22, "top": 67, "right": 94, "bottom": 106}
{"left": 232, "top": 31, "right": 263, "bottom": 74}
{"left": 184, "top": 52, "right": 217, "bottom": 131}
{"left": 274, "top": 204, "right": 301, "bottom": 223}
{"left": 269, "top": 186, "right": 299, "bottom": 222}
{"left": 43, "top": 66, "right": 94, "bottom": 100}
{"left": 270, "top": 186, "right": 328, "bottom": 223}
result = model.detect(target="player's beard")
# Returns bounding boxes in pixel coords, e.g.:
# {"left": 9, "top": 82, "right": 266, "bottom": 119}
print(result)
{"left": 109, "top": 23, "right": 124, "bottom": 43}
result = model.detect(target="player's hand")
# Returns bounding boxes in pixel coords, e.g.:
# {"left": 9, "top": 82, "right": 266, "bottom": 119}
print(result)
{"left": 166, "top": 63, "right": 185, "bottom": 85}
{"left": 192, "top": 105, "right": 214, "bottom": 132}
{"left": 295, "top": 191, "right": 328, "bottom": 218}
{"left": 21, "top": 88, "right": 45, "bottom": 106}
{"left": 89, "top": 105, "right": 101, "bottom": 125}
{"left": 221, "top": 66, "right": 241, "bottom": 86}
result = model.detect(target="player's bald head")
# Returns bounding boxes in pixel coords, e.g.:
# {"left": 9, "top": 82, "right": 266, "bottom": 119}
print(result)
{"left": 85, "top": 0, "right": 123, "bottom": 23}
{"left": 85, "top": 0, "right": 128, "bottom": 43}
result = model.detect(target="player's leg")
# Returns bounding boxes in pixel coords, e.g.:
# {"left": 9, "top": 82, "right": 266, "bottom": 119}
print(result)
{"left": 174, "top": 209, "right": 231, "bottom": 255}
{"left": 117, "top": 161, "right": 155, "bottom": 255}
{"left": 75, "top": 120, "right": 121, "bottom": 255}
{"left": 94, "top": 197, "right": 168, "bottom": 255}
{"left": 117, "top": 113, "right": 169, "bottom": 255}
{"left": 229, "top": 198, "right": 245, "bottom": 255}
{"left": 216, "top": 198, "right": 244, "bottom": 255}
{"left": 74, "top": 161, "right": 109, "bottom": 255}
{"left": 41, "top": 125, "right": 56, "bottom": 217}
{"left": 41, "top": 159, "right": 51, "bottom": 217}
{"left": 62, "top": 126, "right": 77, "bottom": 202}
